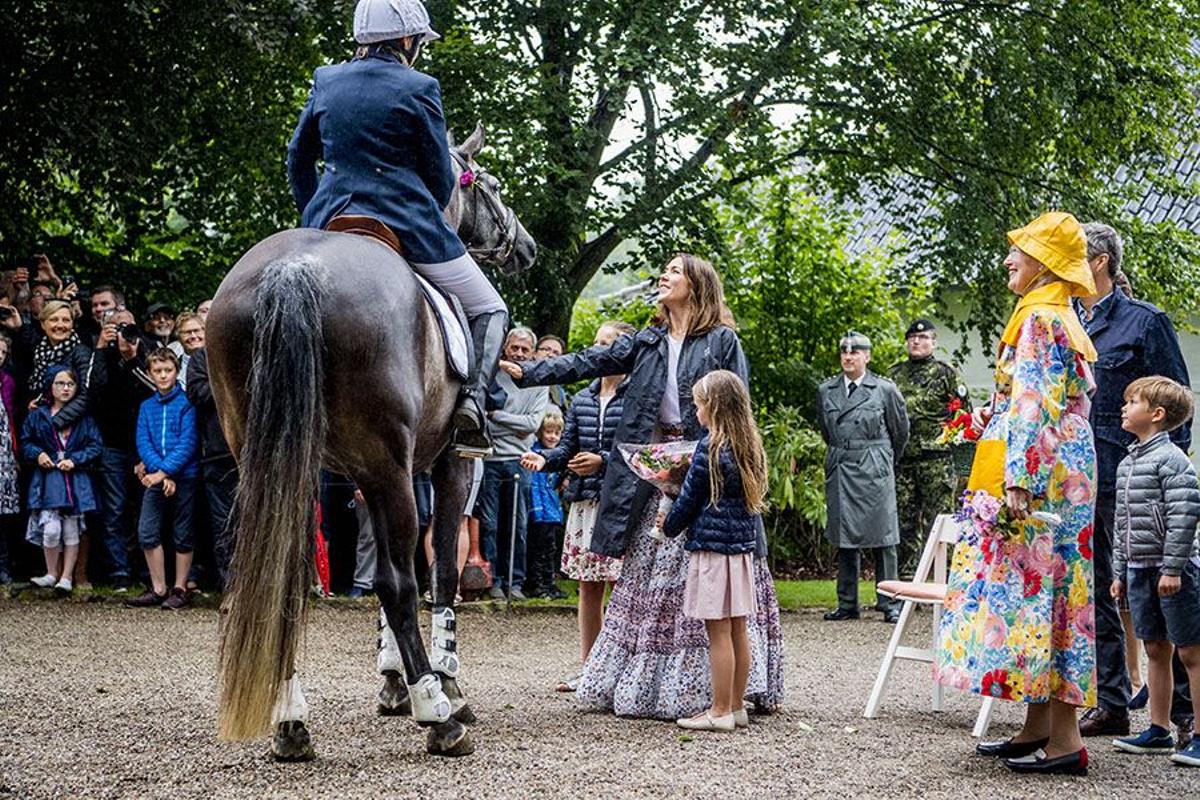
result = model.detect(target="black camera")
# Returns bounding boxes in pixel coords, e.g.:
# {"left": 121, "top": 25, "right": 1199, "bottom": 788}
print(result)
{"left": 0, "top": 307, "right": 12, "bottom": 321}
{"left": 116, "top": 322, "right": 140, "bottom": 341}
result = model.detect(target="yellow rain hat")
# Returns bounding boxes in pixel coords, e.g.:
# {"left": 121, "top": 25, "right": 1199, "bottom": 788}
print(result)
{"left": 1006, "top": 211, "right": 1096, "bottom": 297}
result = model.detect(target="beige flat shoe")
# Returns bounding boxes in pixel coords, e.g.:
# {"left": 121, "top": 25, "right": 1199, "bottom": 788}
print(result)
{"left": 676, "top": 711, "right": 735, "bottom": 732}
{"left": 733, "top": 709, "right": 749, "bottom": 728}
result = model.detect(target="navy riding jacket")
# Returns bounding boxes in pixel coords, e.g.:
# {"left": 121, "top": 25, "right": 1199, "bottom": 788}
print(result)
{"left": 1079, "top": 290, "right": 1192, "bottom": 495}
{"left": 663, "top": 434, "right": 759, "bottom": 555}
{"left": 287, "top": 49, "right": 466, "bottom": 265}
{"left": 540, "top": 378, "right": 627, "bottom": 504}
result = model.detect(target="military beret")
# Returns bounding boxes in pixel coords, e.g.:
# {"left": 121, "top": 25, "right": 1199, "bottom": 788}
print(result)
{"left": 905, "top": 319, "right": 937, "bottom": 338}
{"left": 839, "top": 330, "right": 872, "bottom": 352}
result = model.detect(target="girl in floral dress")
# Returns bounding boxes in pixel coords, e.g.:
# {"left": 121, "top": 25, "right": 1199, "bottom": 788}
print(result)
{"left": 935, "top": 212, "right": 1098, "bottom": 776}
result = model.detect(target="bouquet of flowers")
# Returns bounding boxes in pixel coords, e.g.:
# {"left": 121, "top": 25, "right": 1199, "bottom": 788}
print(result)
{"left": 938, "top": 397, "right": 981, "bottom": 446}
{"left": 618, "top": 440, "right": 700, "bottom": 540}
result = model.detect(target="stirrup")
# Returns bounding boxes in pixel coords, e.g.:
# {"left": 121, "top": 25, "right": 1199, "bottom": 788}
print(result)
{"left": 452, "top": 428, "right": 492, "bottom": 459}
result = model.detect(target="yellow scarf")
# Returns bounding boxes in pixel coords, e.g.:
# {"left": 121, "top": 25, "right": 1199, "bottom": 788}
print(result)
{"left": 967, "top": 282, "right": 1096, "bottom": 497}
{"left": 999, "top": 281, "right": 1097, "bottom": 363}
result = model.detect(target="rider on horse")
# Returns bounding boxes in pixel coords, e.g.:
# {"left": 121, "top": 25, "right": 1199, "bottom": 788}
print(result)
{"left": 286, "top": 0, "right": 507, "bottom": 456}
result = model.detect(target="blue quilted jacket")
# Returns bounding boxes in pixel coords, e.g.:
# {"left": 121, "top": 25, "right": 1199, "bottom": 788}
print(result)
{"left": 663, "top": 434, "right": 759, "bottom": 555}
{"left": 539, "top": 379, "right": 627, "bottom": 503}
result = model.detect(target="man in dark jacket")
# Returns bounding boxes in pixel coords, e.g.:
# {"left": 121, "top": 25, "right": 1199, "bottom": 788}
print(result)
{"left": 186, "top": 347, "right": 238, "bottom": 590}
{"left": 91, "top": 309, "right": 153, "bottom": 590}
{"left": 1074, "top": 222, "right": 1194, "bottom": 742}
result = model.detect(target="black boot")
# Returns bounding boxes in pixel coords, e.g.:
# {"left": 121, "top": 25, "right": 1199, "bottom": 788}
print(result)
{"left": 454, "top": 310, "right": 508, "bottom": 458}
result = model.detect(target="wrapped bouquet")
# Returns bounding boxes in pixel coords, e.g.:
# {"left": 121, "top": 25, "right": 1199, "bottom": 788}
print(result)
{"left": 618, "top": 440, "right": 700, "bottom": 540}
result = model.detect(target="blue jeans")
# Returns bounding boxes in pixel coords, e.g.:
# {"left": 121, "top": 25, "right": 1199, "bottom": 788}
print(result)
{"left": 138, "top": 479, "right": 197, "bottom": 553}
{"left": 95, "top": 447, "right": 137, "bottom": 579}
{"left": 477, "top": 459, "right": 529, "bottom": 590}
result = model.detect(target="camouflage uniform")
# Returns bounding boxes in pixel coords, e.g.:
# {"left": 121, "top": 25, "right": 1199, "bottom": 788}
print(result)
{"left": 886, "top": 356, "right": 969, "bottom": 578}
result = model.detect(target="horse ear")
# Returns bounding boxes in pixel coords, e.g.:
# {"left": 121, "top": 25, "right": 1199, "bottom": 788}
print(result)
{"left": 446, "top": 129, "right": 457, "bottom": 148}
{"left": 461, "top": 122, "right": 485, "bottom": 159}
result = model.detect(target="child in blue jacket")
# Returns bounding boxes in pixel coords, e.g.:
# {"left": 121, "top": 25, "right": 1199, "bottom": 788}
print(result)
{"left": 127, "top": 349, "right": 199, "bottom": 610}
{"left": 24, "top": 364, "right": 103, "bottom": 594}
{"left": 661, "top": 370, "right": 768, "bottom": 734}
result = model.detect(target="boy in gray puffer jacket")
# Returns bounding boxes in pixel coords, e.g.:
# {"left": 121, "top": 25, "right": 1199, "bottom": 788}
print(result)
{"left": 1111, "top": 376, "right": 1200, "bottom": 764}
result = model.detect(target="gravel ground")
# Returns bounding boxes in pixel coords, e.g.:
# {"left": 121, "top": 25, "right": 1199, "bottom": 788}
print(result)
{"left": 1, "top": 597, "right": 1197, "bottom": 799}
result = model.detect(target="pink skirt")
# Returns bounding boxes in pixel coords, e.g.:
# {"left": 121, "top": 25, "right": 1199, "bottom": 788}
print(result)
{"left": 682, "top": 551, "right": 757, "bottom": 620}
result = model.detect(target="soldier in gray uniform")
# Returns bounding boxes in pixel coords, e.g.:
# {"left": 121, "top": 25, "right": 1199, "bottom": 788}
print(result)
{"left": 817, "top": 331, "right": 910, "bottom": 623}
{"left": 887, "top": 319, "right": 970, "bottom": 578}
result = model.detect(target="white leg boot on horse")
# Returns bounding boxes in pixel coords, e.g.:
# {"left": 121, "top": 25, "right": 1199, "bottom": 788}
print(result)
{"left": 428, "top": 453, "right": 477, "bottom": 725}
{"left": 270, "top": 675, "right": 315, "bottom": 762}
{"left": 372, "top": 475, "right": 474, "bottom": 757}
{"left": 377, "top": 609, "right": 412, "bottom": 717}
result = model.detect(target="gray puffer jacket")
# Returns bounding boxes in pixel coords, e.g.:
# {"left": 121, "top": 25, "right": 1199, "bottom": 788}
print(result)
{"left": 1113, "top": 431, "right": 1200, "bottom": 577}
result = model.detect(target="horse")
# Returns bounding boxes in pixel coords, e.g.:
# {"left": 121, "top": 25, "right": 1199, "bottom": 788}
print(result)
{"left": 207, "top": 124, "right": 535, "bottom": 760}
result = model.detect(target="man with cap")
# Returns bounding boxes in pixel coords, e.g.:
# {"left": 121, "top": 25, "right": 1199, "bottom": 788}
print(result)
{"left": 143, "top": 302, "right": 176, "bottom": 350}
{"left": 816, "top": 331, "right": 910, "bottom": 623}
{"left": 887, "top": 319, "right": 970, "bottom": 577}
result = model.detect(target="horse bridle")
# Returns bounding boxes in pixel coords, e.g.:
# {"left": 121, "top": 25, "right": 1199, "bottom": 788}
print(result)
{"left": 451, "top": 152, "right": 520, "bottom": 273}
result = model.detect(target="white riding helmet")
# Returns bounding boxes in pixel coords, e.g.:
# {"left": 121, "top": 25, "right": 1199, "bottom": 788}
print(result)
{"left": 354, "top": 0, "right": 441, "bottom": 45}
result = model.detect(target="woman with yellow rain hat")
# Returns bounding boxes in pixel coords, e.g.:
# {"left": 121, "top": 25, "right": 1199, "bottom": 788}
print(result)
{"left": 934, "top": 212, "right": 1099, "bottom": 776}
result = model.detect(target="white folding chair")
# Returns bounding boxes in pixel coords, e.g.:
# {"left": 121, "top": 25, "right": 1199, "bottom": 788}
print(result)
{"left": 862, "top": 513, "right": 995, "bottom": 737}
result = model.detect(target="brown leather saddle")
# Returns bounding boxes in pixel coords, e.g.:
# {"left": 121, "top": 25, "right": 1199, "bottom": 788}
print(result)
{"left": 326, "top": 215, "right": 405, "bottom": 258}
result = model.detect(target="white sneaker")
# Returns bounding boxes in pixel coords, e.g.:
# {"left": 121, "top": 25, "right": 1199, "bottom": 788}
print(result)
{"left": 31, "top": 574, "right": 57, "bottom": 588}
{"left": 676, "top": 711, "right": 735, "bottom": 732}
{"left": 733, "top": 708, "right": 749, "bottom": 728}
{"left": 55, "top": 577, "right": 73, "bottom": 593}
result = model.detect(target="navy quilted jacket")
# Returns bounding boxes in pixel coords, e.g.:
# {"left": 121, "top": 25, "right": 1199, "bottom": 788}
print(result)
{"left": 540, "top": 379, "right": 627, "bottom": 503}
{"left": 663, "top": 434, "right": 759, "bottom": 555}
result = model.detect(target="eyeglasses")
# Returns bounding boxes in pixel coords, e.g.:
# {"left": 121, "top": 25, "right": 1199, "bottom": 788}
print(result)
{"left": 52, "top": 380, "right": 77, "bottom": 388}
{"left": 906, "top": 333, "right": 935, "bottom": 342}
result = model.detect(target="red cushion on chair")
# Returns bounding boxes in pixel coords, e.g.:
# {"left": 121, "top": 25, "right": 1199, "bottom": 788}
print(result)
{"left": 876, "top": 580, "right": 947, "bottom": 602}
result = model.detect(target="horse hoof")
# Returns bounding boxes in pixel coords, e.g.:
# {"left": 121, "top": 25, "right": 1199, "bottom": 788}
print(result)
{"left": 425, "top": 719, "right": 474, "bottom": 757}
{"left": 379, "top": 695, "right": 412, "bottom": 714}
{"left": 270, "top": 721, "right": 316, "bottom": 762}
{"left": 452, "top": 703, "right": 477, "bottom": 725}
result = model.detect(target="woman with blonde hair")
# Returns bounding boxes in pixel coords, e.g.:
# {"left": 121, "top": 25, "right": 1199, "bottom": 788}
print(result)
{"left": 501, "top": 253, "right": 784, "bottom": 719}
{"left": 936, "top": 212, "right": 1099, "bottom": 775}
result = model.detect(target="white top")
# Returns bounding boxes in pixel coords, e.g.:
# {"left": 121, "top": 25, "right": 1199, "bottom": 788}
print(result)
{"left": 659, "top": 335, "right": 684, "bottom": 426}
{"left": 598, "top": 393, "right": 613, "bottom": 426}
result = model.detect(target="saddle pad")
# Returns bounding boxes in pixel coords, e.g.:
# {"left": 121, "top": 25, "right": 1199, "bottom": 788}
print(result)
{"left": 413, "top": 274, "right": 470, "bottom": 380}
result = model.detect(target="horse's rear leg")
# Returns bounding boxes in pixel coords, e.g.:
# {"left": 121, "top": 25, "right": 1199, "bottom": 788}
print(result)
{"left": 429, "top": 454, "right": 476, "bottom": 724}
{"left": 377, "top": 610, "right": 412, "bottom": 717}
{"left": 269, "top": 674, "right": 315, "bottom": 762}
{"left": 371, "top": 476, "right": 473, "bottom": 757}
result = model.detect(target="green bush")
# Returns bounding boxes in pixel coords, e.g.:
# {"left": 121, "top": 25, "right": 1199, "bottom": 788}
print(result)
{"left": 759, "top": 405, "right": 833, "bottom": 573}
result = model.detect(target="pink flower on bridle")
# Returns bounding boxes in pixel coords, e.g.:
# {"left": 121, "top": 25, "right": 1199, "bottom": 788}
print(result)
{"left": 459, "top": 169, "right": 476, "bottom": 188}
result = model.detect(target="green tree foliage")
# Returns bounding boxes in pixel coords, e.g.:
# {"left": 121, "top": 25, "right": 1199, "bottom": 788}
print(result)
{"left": 716, "top": 178, "right": 932, "bottom": 421}
{"left": 428, "top": 0, "right": 1200, "bottom": 338}
{"left": 0, "top": 1, "right": 352, "bottom": 308}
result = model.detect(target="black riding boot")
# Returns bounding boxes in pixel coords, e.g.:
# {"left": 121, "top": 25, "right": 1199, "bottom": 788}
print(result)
{"left": 454, "top": 310, "right": 508, "bottom": 457}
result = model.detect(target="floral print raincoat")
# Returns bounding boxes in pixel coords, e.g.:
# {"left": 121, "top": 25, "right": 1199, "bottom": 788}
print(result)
{"left": 935, "top": 299, "right": 1097, "bottom": 707}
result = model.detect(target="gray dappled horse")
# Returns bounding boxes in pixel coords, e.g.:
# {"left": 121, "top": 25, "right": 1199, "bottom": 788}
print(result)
{"left": 208, "top": 125, "right": 534, "bottom": 759}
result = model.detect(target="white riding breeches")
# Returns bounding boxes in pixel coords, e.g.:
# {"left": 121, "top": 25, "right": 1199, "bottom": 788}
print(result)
{"left": 411, "top": 252, "right": 506, "bottom": 317}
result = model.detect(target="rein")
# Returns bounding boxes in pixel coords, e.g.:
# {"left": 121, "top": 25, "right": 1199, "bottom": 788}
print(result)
{"left": 451, "top": 151, "right": 519, "bottom": 272}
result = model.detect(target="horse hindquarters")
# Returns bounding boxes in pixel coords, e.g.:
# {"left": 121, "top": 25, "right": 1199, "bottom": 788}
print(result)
{"left": 216, "top": 258, "right": 327, "bottom": 744}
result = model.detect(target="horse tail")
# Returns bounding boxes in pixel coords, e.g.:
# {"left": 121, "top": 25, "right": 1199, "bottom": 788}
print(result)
{"left": 217, "top": 257, "right": 327, "bottom": 741}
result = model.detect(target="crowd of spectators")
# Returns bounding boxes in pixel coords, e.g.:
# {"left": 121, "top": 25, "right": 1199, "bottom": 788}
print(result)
{"left": 0, "top": 254, "right": 228, "bottom": 609}
{"left": 0, "top": 255, "right": 582, "bottom": 607}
